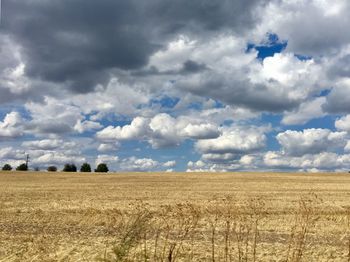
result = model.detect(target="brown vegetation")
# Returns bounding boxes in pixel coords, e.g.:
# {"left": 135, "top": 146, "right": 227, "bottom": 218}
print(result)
{"left": 1, "top": 171, "right": 350, "bottom": 261}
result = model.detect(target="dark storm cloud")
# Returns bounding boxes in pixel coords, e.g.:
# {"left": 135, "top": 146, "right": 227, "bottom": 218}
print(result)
{"left": 26, "top": 121, "right": 73, "bottom": 135}
{"left": 322, "top": 87, "right": 350, "bottom": 114}
{"left": 2, "top": 0, "right": 158, "bottom": 92}
{"left": 149, "top": 0, "right": 268, "bottom": 34}
{"left": 1, "top": 0, "right": 267, "bottom": 93}
{"left": 132, "top": 60, "right": 208, "bottom": 77}
{"left": 176, "top": 75, "right": 299, "bottom": 112}
{"left": 180, "top": 60, "right": 207, "bottom": 74}
{"left": 327, "top": 55, "right": 350, "bottom": 79}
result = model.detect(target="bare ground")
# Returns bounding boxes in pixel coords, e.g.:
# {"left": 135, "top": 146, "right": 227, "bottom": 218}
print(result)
{"left": 1, "top": 171, "right": 350, "bottom": 261}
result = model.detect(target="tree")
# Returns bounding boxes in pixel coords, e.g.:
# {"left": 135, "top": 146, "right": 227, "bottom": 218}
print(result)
{"left": 16, "top": 163, "right": 28, "bottom": 171}
{"left": 47, "top": 166, "right": 57, "bottom": 172}
{"left": 2, "top": 164, "right": 12, "bottom": 171}
{"left": 80, "top": 163, "right": 91, "bottom": 172}
{"left": 95, "top": 163, "right": 109, "bottom": 173}
{"left": 63, "top": 163, "right": 77, "bottom": 172}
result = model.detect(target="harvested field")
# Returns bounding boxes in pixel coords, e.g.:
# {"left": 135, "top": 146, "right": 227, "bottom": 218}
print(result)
{"left": 1, "top": 171, "right": 350, "bottom": 261}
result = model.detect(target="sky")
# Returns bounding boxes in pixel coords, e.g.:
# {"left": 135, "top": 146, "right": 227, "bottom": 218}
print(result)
{"left": 1, "top": 0, "right": 350, "bottom": 172}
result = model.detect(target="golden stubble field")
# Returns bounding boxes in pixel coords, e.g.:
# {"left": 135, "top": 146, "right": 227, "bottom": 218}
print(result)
{"left": 1, "top": 171, "right": 350, "bottom": 262}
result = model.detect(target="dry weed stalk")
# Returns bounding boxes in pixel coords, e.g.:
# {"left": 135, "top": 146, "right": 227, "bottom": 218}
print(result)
{"left": 347, "top": 207, "right": 350, "bottom": 262}
{"left": 154, "top": 203, "right": 200, "bottom": 262}
{"left": 221, "top": 196, "right": 236, "bottom": 262}
{"left": 205, "top": 200, "right": 221, "bottom": 262}
{"left": 342, "top": 205, "right": 350, "bottom": 262}
{"left": 285, "top": 193, "right": 321, "bottom": 262}
{"left": 100, "top": 193, "right": 326, "bottom": 262}
{"left": 103, "top": 204, "right": 153, "bottom": 262}
{"left": 248, "top": 197, "right": 266, "bottom": 262}
{"left": 231, "top": 196, "right": 266, "bottom": 262}
{"left": 203, "top": 196, "right": 266, "bottom": 262}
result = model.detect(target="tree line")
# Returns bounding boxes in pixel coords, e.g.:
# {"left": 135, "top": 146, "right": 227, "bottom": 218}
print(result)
{"left": 1, "top": 163, "right": 109, "bottom": 173}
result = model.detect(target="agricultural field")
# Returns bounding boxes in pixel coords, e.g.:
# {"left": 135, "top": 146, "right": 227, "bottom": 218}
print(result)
{"left": 1, "top": 171, "right": 350, "bottom": 261}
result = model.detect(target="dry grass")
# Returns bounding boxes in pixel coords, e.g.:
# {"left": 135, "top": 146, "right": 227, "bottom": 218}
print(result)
{"left": 1, "top": 171, "right": 350, "bottom": 261}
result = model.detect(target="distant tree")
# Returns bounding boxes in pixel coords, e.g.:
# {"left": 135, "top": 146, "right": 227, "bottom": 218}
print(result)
{"left": 62, "top": 163, "right": 77, "bottom": 172}
{"left": 2, "top": 164, "right": 12, "bottom": 171}
{"left": 70, "top": 164, "right": 77, "bottom": 172}
{"left": 16, "top": 163, "right": 28, "bottom": 171}
{"left": 95, "top": 163, "right": 109, "bottom": 173}
{"left": 34, "top": 167, "right": 40, "bottom": 172}
{"left": 80, "top": 163, "right": 91, "bottom": 172}
{"left": 47, "top": 166, "right": 57, "bottom": 172}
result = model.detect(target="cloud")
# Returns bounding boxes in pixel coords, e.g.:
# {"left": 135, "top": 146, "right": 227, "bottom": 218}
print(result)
{"left": 0, "top": 112, "right": 24, "bottom": 139}
{"left": 257, "top": 0, "right": 350, "bottom": 56}
{"left": 163, "top": 160, "right": 176, "bottom": 168}
{"left": 180, "top": 123, "right": 220, "bottom": 139}
{"left": 282, "top": 97, "right": 326, "bottom": 125}
{"left": 147, "top": 113, "right": 220, "bottom": 147}
{"left": 96, "top": 113, "right": 221, "bottom": 148}
{"left": 96, "top": 117, "right": 150, "bottom": 142}
{"left": 0, "top": 144, "right": 86, "bottom": 168}
{"left": 22, "top": 139, "right": 76, "bottom": 151}
{"left": 2, "top": 0, "right": 266, "bottom": 94}
{"left": 70, "top": 78, "right": 150, "bottom": 117}
{"left": 149, "top": 114, "right": 181, "bottom": 148}
{"left": 97, "top": 143, "right": 119, "bottom": 153}
{"left": 95, "top": 155, "right": 119, "bottom": 167}
{"left": 324, "top": 79, "right": 350, "bottom": 113}
{"left": 186, "top": 156, "right": 255, "bottom": 172}
{"left": 336, "top": 115, "right": 350, "bottom": 132}
{"left": 2, "top": 0, "right": 326, "bottom": 114}
{"left": 94, "top": 154, "right": 175, "bottom": 171}
{"left": 195, "top": 127, "right": 266, "bottom": 154}
{"left": 74, "top": 120, "right": 103, "bottom": 134}
{"left": 25, "top": 97, "right": 83, "bottom": 135}
{"left": 0, "top": 147, "right": 26, "bottom": 160}
{"left": 151, "top": 0, "right": 267, "bottom": 34}
{"left": 345, "top": 141, "right": 350, "bottom": 152}
{"left": 277, "top": 129, "right": 347, "bottom": 156}
{"left": 0, "top": 147, "right": 28, "bottom": 167}
{"left": 187, "top": 160, "right": 209, "bottom": 172}
{"left": 3, "top": 0, "right": 350, "bottom": 172}
{"left": 190, "top": 126, "right": 350, "bottom": 172}
{"left": 191, "top": 105, "right": 258, "bottom": 124}
{"left": 120, "top": 157, "right": 159, "bottom": 171}
{"left": 239, "top": 155, "right": 255, "bottom": 166}
{"left": 188, "top": 126, "right": 267, "bottom": 171}
{"left": 3, "top": 0, "right": 159, "bottom": 93}
{"left": 174, "top": 40, "right": 321, "bottom": 112}
{"left": 264, "top": 151, "right": 350, "bottom": 171}
{"left": 34, "top": 152, "right": 86, "bottom": 166}
{"left": 0, "top": 35, "right": 43, "bottom": 105}
{"left": 201, "top": 153, "right": 239, "bottom": 163}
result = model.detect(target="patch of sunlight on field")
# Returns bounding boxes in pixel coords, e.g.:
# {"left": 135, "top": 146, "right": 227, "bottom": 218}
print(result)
{"left": 1, "top": 171, "right": 350, "bottom": 261}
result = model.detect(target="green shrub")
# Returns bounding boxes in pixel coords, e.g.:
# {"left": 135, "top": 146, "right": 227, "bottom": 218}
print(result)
{"left": 47, "top": 166, "right": 57, "bottom": 172}
{"left": 2, "top": 164, "right": 12, "bottom": 171}
{"left": 16, "top": 163, "right": 28, "bottom": 171}
{"left": 95, "top": 163, "right": 109, "bottom": 173}
{"left": 62, "top": 163, "right": 77, "bottom": 172}
{"left": 80, "top": 163, "right": 91, "bottom": 172}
